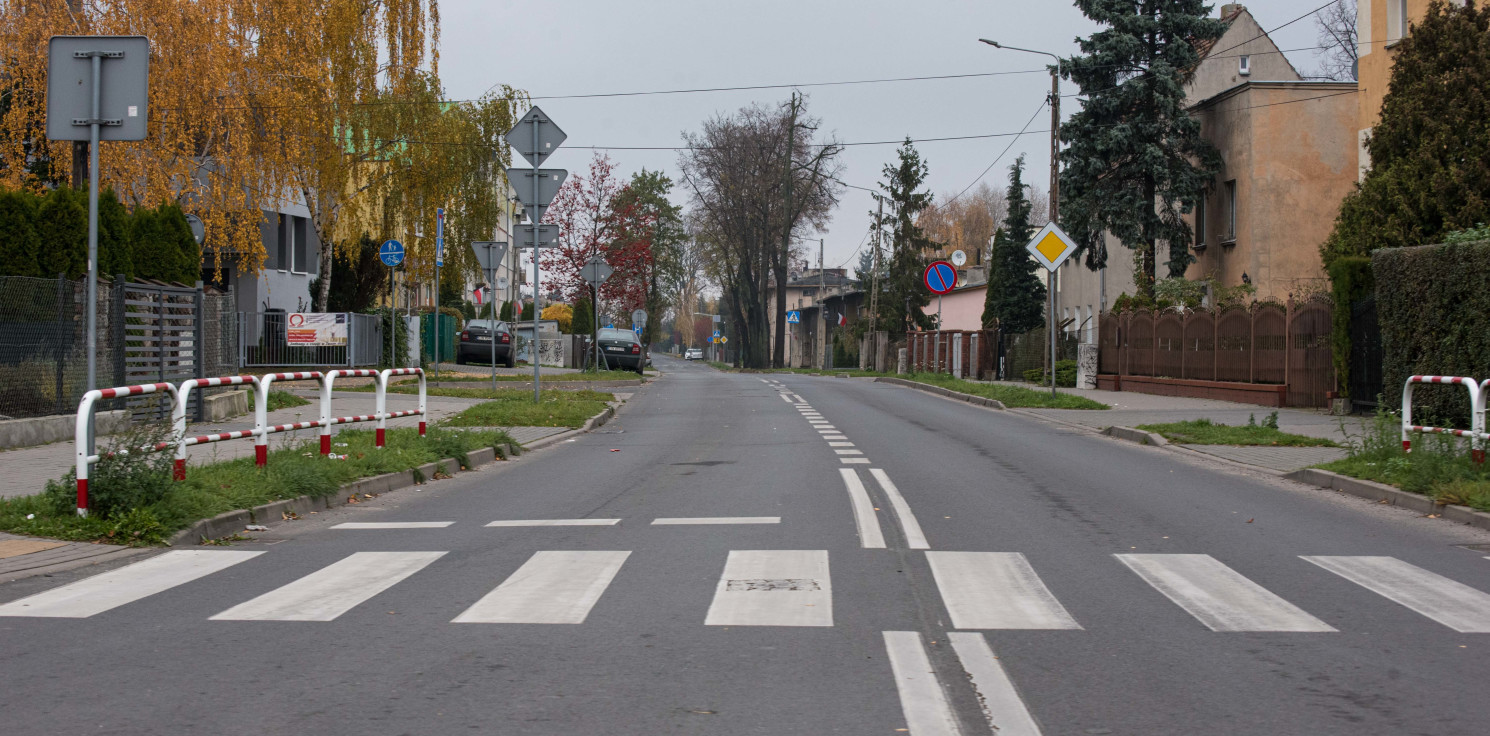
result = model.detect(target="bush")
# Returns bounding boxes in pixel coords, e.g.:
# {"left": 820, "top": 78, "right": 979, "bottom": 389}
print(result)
{"left": 44, "top": 422, "right": 175, "bottom": 519}
{"left": 1372, "top": 240, "right": 1490, "bottom": 426}
{"left": 1023, "top": 359, "right": 1077, "bottom": 387}
{"left": 1327, "top": 257, "right": 1375, "bottom": 398}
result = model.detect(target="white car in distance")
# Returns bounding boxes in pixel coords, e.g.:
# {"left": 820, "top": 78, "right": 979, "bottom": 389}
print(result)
{"left": 684, "top": 348, "right": 704, "bottom": 361}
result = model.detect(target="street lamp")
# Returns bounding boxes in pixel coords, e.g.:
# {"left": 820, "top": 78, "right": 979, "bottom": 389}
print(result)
{"left": 982, "top": 38, "right": 1064, "bottom": 398}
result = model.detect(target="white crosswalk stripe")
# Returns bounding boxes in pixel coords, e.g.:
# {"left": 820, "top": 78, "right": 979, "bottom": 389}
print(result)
{"left": 882, "top": 631, "right": 960, "bottom": 736}
{"left": 926, "top": 551, "right": 1081, "bottom": 630}
{"left": 948, "top": 632, "right": 1045, "bottom": 736}
{"left": 0, "top": 550, "right": 262, "bottom": 618}
{"left": 454, "top": 551, "right": 631, "bottom": 624}
{"left": 211, "top": 551, "right": 444, "bottom": 621}
{"left": 705, "top": 550, "right": 832, "bottom": 626}
{"left": 1116, "top": 554, "right": 1335, "bottom": 632}
{"left": 1303, "top": 555, "right": 1490, "bottom": 632}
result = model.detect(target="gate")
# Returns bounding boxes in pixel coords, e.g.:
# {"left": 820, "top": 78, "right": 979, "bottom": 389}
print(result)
{"left": 1348, "top": 295, "right": 1383, "bottom": 410}
{"left": 115, "top": 282, "right": 203, "bottom": 421}
{"left": 237, "top": 312, "right": 382, "bottom": 368}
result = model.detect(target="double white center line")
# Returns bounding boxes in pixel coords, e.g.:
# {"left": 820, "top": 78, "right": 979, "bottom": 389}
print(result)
{"left": 883, "top": 630, "right": 1044, "bottom": 736}
{"left": 839, "top": 468, "right": 929, "bottom": 550}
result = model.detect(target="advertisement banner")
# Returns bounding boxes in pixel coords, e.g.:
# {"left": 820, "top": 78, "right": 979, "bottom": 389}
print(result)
{"left": 287, "top": 313, "right": 348, "bottom": 346}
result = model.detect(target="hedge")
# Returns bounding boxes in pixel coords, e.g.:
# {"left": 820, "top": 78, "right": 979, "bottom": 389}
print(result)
{"left": 0, "top": 187, "right": 198, "bottom": 283}
{"left": 1373, "top": 240, "right": 1490, "bottom": 427}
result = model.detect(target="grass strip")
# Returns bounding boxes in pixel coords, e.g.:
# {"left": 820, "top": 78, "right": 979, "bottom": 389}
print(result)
{"left": 1316, "top": 409, "right": 1490, "bottom": 512}
{"left": 897, "top": 373, "right": 1108, "bottom": 410}
{"left": 432, "top": 387, "right": 613, "bottom": 428}
{"left": 0, "top": 426, "right": 514, "bottom": 546}
{"left": 1137, "top": 419, "right": 1338, "bottom": 447}
{"left": 401, "top": 369, "right": 646, "bottom": 382}
{"left": 246, "top": 389, "right": 311, "bottom": 412}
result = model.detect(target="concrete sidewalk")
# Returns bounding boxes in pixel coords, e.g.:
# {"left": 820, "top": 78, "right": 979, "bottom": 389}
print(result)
{"left": 988, "top": 381, "right": 1372, "bottom": 473}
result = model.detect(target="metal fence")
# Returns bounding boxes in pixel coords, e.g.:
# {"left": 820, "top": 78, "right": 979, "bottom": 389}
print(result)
{"left": 0, "top": 275, "right": 236, "bottom": 420}
{"left": 237, "top": 312, "right": 382, "bottom": 368}
{"left": 1097, "top": 299, "right": 1334, "bottom": 407}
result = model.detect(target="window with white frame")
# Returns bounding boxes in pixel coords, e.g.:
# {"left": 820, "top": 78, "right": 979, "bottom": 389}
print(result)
{"left": 292, "top": 217, "right": 308, "bottom": 274}
{"left": 1224, "top": 180, "right": 1238, "bottom": 243}
{"left": 276, "top": 214, "right": 290, "bottom": 271}
{"left": 1388, "top": 0, "right": 1408, "bottom": 43}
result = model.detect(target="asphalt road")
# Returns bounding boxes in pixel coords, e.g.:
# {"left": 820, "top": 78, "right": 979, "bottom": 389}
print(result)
{"left": 4, "top": 355, "right": 1490, "bottom": 735}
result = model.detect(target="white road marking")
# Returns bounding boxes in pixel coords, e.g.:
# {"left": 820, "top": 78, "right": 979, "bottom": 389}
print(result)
{"left": 211, "top": 551, "right": 444, "bottom": 621}
{"left": 454, "top": 551, "right": 631, "bottom": 624}
{"left": 882, "top": 631, "right": 961, "bottom": 736}
{"left": 822, "top": 435, "right": 848, "bottom": 440}
{"left": 780, "top": 394, "right": 796, "bottom": 404}
{"left": 948, "top": 632, "right": 1044, "bottom": 736}
{"left": 839, "top": 468, "right": 886, "bottom": 548}
{"left": 485, "top": 519, "right": 621, "bottom": 527}
{"left": 791, "top": 394, "right": 806, "bottom": 403}
{"left": 705, "top": 550, "right": 832, "bottom": 626}
{"left": 835, "top": 449, "right": 864, "bottom": 455}
{"left": 0, "top": 550, "right": 262, "bottom": 618}
{"left": 926, "top": 551, "right": 1081, "bottom": 629}
{"left": 829, "top": 441, "right": 855, "bottom": 447}
{"left": 330, "top": 521, "right": 455, "bottom": 529}
{"left": 652, "top": 517, "right": 781, "bottom": 525}
{"left": 1303, "top": 555, "right": 1490, "bottom": 632}
{"left": 869, "top": 469, "right": 930, "bottom": 550}
{"left": 815, "top": 426, "right": 838, "bottom": 431}
{"left": 1116, "top": 554, "right": 1335, "bottom": 632}
{"left": 841, "top": 458, "right": 871, "bottom": 464}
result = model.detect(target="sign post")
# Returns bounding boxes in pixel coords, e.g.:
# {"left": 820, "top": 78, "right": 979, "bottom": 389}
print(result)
{"left": 506, "top": 106, "right": 567, "bottom": 401}
{"left": 472, "top": 241, "right": 509, "bottom": 391}
{"left": 433, "top": 207, "right": 445, "bottom": 378}
{"left": 380, "top": 240, "right": 405, "bottom": 368}
{"left": 923, "top": 260, "right": 957, "bottom": 372}
{"left": 1025, "top": 222, "right": 1079, "bottom": 398}
{"left": 581, "top": 256, "right": 613, "bottom": 370}
{"left": 46, "top": 36, "right": 149, "bottom": 397}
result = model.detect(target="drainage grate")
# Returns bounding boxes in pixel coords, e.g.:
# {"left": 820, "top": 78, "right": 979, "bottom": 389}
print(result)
{"left": 726, "top": 578, "right": 820, "bottom": 591}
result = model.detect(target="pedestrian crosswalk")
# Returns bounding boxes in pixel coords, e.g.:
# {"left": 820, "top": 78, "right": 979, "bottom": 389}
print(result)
{"left": 4, "top": 549, "right": 1490, "bottom": 635}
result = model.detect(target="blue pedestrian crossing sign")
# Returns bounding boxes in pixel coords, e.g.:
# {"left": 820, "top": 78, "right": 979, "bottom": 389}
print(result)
{"left": 713, "top": 329, "right": 721, "bottom": 339}
{"left": 379, "top": 240, "right": 404, "bottom": 267}
{"left": 786, "top": 310, "right": 801, "bottom": 324}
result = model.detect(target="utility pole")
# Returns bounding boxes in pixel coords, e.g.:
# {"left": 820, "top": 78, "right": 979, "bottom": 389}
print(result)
{"left": 819, "top": 238, "right": 827, "bottom": 369}
{"left": 1047, "top": 62, "right": 1060, "bottom": 399}
{"left": 776, "top": 92, "right": 800, "bottom": 369}
{"left": 869, "top": 197, "right": 882, "bottom": 334}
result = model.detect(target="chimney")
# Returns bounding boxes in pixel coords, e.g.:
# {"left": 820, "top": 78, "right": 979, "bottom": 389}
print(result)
{"left": 1220, "top": 4, "right": 1244, "bottom": 18}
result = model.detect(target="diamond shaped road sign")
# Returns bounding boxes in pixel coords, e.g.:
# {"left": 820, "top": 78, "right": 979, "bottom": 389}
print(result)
{"left": 508, "top": 168, "right": 567, "bottom": 223}
{"left": 1026, "top": 221, "right": 1079, "bottom": 272}
{"left": 581, "top": 257, "right": 613, "bottom": 286}
{"left": 505, "top": 106, "right": 567, "bottom": 167}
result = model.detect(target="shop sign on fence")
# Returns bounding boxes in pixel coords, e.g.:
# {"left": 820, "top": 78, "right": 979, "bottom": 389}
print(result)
{"left": 287, "top": 313, "right": 348, "bottom": 346}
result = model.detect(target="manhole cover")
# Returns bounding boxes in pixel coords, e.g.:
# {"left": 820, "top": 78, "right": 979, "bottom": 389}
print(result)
{"left": 726, "top": 579, "right": 820, "bottom": 591}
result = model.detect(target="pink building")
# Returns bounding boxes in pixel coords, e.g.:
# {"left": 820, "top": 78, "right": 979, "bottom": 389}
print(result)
{"left": 920, "top": 282, "right": 986, "bottom": 331}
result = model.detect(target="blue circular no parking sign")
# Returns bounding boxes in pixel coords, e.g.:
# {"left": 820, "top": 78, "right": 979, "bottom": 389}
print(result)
{"left": 924, "top": 260, "right": 957, "bottom": 295}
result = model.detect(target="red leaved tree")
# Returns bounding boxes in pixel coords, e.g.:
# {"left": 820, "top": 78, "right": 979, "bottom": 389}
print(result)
{"left": 542, "top": 153, "right": 654, "bottom": 323}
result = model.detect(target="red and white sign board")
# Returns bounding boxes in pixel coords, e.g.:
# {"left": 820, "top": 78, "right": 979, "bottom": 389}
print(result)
{"left": 287, "top": 313, "right": 348, "bottom": 346}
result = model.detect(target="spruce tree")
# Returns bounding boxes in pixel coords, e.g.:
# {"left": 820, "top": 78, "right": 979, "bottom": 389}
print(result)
{"left": 1059, "top": 0, "right": 1226, "bottom": 297}
{"left": 982, "top": 157, "right": 1047, "bottom": 333}
{"left": 571, "top": 293, "right": 594, "bottom": 337}
{"left": 1322, "top": 1, "right": 1490, "bottom": 265}
{"left": 0, "top": 189, "right": 41, "bottom": 277}
{"left": 873, "top": 139, "right": 939, "bottom": 339}
{"left": 35, "top": 187, "right": 87, "bottom": 279}
{"left": 97, "top": 189, "right": 135, "bottom": 281}
{"left": 156, "top": 204, "right": 200, "bottom": 283}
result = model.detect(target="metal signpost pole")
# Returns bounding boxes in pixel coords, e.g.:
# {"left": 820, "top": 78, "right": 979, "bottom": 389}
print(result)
{"left": 531, "top": 118, "right": 542, "bottom": 402}
{"left": 1049, "top": 271, "right": 1056, "bottom": 398}
{"left": 84, "top": 53, "right": 101, "bottom": 394}
{"left": 434, "top": 207, "right": 442, "bottom": 379}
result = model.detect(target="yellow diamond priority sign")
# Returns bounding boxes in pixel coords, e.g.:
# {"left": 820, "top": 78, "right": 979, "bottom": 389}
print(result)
{"left": 1026, "top": 222, "right": 1078, "bottom": 272}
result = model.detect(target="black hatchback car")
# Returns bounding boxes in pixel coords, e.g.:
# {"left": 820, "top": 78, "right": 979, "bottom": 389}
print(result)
{"left": 595, "top": 328, "right": 647, "bottom": 374}
{"left": 456, "top": 320, "right": 516, "bottom": 367}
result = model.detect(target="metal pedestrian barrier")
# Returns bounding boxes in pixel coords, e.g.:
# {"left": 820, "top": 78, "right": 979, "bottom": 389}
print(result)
{"left": 73, "top": 369, "right": 429, "bottom": 516}
{"left": 1401, "top": 375, "right": 1486, "bottom": 462}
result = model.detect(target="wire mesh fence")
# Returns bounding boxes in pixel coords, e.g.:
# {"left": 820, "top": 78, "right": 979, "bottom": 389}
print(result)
{"left": 0, "top": 275, "right": 238, "bottom": 420}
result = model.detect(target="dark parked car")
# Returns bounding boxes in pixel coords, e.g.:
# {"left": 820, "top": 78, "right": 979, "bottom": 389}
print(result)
{"left": 596, "top": 328, "right": 647, "bottom": 374}
{"left": 456, "top": 320, "right": 515, "bottom": 367}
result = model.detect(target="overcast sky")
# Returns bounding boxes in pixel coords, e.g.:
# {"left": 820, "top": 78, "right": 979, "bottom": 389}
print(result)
{"left": 439, "top": 0, "right": 1333, "bottom": 282}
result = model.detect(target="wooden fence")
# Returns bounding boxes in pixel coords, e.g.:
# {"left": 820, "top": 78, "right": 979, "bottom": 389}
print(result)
{"left": 1097, "top": 300, "right": 1333, "bottom": 407}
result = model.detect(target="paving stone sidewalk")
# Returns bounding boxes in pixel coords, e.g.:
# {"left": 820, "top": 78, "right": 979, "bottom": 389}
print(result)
{"left": 992, "top": 382, "right": 1369, "bottom": 473}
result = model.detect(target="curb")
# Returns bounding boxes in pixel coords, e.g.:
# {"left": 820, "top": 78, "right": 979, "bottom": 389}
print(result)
{"left": 165, "top": 447, "right": 500, "bottom": 546}
{"left": 1282, "top": 468, "right": 1490, "bottom": 531}
{"left": 522, "top": 405, "right": 618, "bottom": 452}
{"left": 873, "top": 377, "right": 1007, "bottom": 410}
{"left": 1101, "top": 426, "right": 1170, "bottom": 446}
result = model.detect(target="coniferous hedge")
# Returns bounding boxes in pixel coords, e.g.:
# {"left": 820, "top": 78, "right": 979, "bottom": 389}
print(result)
{"left": 0, "top": 187, "right": 198, "bottom": 283}
{"left": 1373, "top": 239, "right": 1490, "bottom": 426}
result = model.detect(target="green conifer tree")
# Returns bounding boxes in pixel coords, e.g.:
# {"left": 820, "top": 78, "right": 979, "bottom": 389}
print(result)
{"left": 97, "top": 189, "right": 134, "bottom": 281}
{"left": 1322, "top": 1, "right": 1490, "bottom": 265}
{"left": 983, "top": 157, "right": 1047, "bottom": 333}
{"left": 0, "top": 189, "right": 41, "bottom": 277}
{"left": 35, "top": 187, "right": 87, "bottom": 279}
{"left": 873, "top": 139, "right": 940, "bottom": 339}
{"left": 1059, "top": 0, "right": 1226, "bottom": 297}
{"left": 571, "top": 292, "right": 594, "bottom": 337}
{"left": 156, "top": 204, "right": 200, "bottom": 283}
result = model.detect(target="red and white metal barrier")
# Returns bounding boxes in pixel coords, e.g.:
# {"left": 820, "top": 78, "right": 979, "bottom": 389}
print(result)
{"left": 320, "top": 369, "right": 384, "bottom": 455}
{"left": 173, "top": 375, "right": 261, "bottom": 480}
{"left": 255, "top": 372, "right": 327, "bottom": 466}
{"left": 376, "top": 368, "right": 427, "bottom": 447}
{"left": 1401, "top": 375, "right": 1485, "bottom": 461}
{"left": 74, "top": 382, "right": 179, "bottom": 517}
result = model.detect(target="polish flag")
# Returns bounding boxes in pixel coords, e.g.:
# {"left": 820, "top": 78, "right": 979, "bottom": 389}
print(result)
{"left": 836, "top": 312, "right": 847, "bottom": 326}
{"left": 472, "top": 286, "right": 484, "bottom": 305}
